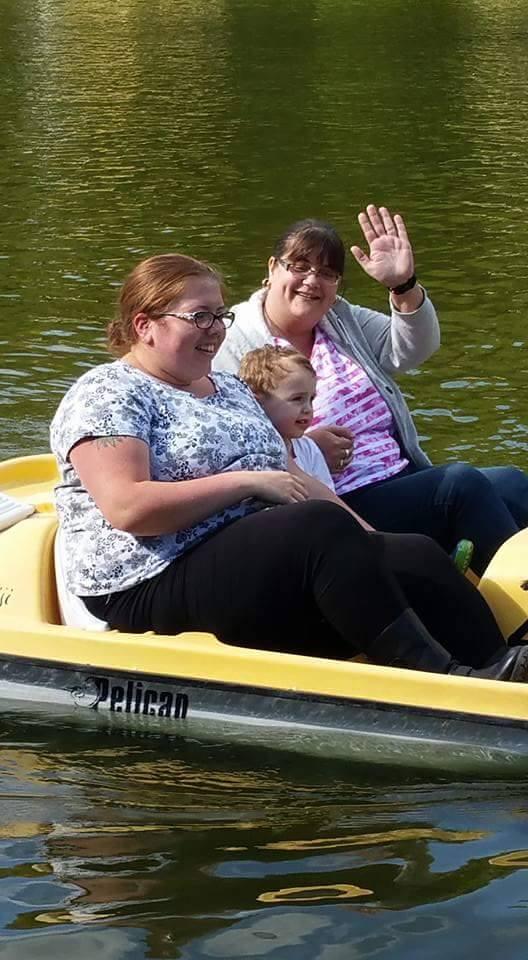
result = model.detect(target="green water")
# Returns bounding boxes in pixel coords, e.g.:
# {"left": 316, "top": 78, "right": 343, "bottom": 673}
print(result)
{"left": 2, "top": 0, "right": 528, "bottom": 955}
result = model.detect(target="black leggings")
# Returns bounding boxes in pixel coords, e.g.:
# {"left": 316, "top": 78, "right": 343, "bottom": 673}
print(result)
{"left": 84, "top": 501, "right": 504, "bottom": 669}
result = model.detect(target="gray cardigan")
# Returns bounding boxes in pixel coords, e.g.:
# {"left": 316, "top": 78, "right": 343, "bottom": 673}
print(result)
{"left": 214, "top": 287, "right": 441, "bottom": 468}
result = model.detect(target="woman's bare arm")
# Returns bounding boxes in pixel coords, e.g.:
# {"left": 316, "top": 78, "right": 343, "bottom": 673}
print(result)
{"left": 70, "top": 436, "right": 308, "bottom": 536}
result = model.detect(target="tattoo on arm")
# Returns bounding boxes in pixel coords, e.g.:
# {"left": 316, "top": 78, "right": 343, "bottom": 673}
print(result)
{"left": 94, "top": 436, "right": 126, "bottom": 449}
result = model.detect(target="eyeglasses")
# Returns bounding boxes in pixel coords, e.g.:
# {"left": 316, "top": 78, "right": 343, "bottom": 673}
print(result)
{"left": 159, "top": 309, "right": 235, "bottom": 330}
{"left": 278, "top": 258, "right": 341, "bottom": 285}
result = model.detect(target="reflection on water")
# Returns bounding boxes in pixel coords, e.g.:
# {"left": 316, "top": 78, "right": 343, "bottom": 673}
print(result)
{"left": 1, "top": 715, "right": 528, "bottom": 957}
{"left": 256, "top": 883, "right": 374, "bottom": 903}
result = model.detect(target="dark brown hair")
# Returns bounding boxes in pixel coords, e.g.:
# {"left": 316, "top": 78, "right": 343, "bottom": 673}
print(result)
{"left": 107, "top": 253, "right": 224, "bottom": 356}
{"left": 273, "top": 219, "right": 345, "bottom": 276}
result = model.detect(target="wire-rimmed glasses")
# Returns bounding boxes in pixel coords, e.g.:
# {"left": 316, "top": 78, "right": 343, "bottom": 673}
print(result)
{"left": 159, "top": 309, "right": 235, "bottom": 330}
{"left": 278, "top": 258, "right": 341, "bottom": 285}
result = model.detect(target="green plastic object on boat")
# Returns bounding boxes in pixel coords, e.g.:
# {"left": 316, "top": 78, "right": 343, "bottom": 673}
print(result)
{"left": 452, "top": 539, "right": 474, "bottom": 575}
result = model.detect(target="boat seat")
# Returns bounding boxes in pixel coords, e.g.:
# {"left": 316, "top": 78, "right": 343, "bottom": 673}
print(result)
{"left": 54, "top": 528, "right": 109, "bottom": 631}
{"left": 479, "top": 528, "right": 528, "bottom": 639}
{"left": 0, "top": 490, "right": 35, "bottom": 531}
{"left": 0, "top": 505, "right": 108, "bottom": 630}
{"left": 0, "top": 512, "right": 61, "bottom": 625}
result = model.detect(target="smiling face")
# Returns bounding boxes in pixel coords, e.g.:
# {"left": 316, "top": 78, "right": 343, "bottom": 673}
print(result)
{"left": 266, "top": 251, "right": 340, "bottom": 335}
{"left": 132, "top": 274, "right": 226, "bottom": 386}
{"left": 258, "top": 363, "right": 317, "bottom": 440}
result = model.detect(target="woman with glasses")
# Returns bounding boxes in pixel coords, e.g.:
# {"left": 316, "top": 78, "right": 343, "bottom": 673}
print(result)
{"left": 49, "top": 251, "right": 528, "bottom": 681}
{"left": 214, "top": 206, "right": 528, "bottom": 577}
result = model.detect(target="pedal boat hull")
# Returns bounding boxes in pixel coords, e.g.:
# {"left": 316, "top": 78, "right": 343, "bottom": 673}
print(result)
{"left": 1, "top": 454, "right": 528, "bottom": 774}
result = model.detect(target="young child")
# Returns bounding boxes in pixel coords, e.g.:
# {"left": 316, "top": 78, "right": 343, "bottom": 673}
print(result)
{"left": 239, "top": 345, "right": 475, "bottom": 570}
{"left": 239, "top": 344, "right": 336, "bottom": 490}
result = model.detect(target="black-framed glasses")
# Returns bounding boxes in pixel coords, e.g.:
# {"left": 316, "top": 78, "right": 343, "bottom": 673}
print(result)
{"left": 159, "top": 308, "right": 235, "bottom": 330}
{"left": 278, "top": 258, "right": 341, "bottom": 284}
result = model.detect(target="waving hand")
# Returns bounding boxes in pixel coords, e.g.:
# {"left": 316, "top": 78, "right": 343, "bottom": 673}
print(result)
{"left": 350, "top": 204, "right": 415, "bottom": 289}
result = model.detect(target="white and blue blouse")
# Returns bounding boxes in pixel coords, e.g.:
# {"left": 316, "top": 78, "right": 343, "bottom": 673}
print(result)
{"left": 50, "top": 361, "right": 286, "bottom": 596}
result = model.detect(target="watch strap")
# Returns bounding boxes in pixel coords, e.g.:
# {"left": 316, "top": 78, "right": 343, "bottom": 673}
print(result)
{"left": 389, "top": 273, "right": 417, "bottom": 295}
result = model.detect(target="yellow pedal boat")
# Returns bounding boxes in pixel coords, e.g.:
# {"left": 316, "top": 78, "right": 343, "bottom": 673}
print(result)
{"left": 0, "top": 453, "right": 527, "bottom": 774}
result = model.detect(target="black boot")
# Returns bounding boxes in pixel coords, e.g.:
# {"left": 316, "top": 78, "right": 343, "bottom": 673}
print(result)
{"left": 370, "top": 609, "right": 528, "bottom": 683}
{"left": 452, "top": 645, "right": 528, "bottom": 682}
{"left": 370, "top": 609, "right": 452, "bottom": 672}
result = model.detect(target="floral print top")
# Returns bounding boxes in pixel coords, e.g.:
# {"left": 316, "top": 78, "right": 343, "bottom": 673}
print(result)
{"left": 50, "top": 361, "right": 287, "bottom": 596}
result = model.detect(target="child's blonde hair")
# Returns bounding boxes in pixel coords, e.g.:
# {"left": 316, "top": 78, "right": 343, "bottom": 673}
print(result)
{"left": 239, "top": 344, "right": 316, "bottom": 395}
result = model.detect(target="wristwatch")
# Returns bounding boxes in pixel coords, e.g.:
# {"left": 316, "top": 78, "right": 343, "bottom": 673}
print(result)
{"left": 389, "top": 273, "right": 417, "bottom": 295}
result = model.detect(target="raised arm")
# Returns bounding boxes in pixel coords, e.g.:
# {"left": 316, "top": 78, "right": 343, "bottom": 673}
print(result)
{"left": 348, "top": 204, "right": 440, "bottom": 373}
{"left": 70, "top": 436, "right": 309, "bottom": 536}
{"left": 351, "top": 204, "right": 421, "bottom": 307}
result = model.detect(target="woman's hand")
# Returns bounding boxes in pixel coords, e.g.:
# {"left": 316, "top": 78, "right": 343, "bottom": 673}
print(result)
{"left": 350, "top": 205, "right": 415, "bottom": 290}
{"left": 308, "top": 426, "right": 354, "bottom": 472}
{"left": 249, "top": 470, "right": 309, "bottom": 504}
{"left": 70, "top": 437, "right": 309, "bottom": 535}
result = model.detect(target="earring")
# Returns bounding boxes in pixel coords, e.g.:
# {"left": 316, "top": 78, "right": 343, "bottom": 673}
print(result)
{"left": 261, "top": 277, "right": 270, "bottom": 287}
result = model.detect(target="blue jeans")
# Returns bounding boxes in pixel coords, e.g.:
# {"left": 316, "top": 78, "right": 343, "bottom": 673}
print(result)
{"left": 342, "top": 462, "right": 527, "bottom": 575}
{"left": 479, "top": 466, "right": 528, "bottom": 527}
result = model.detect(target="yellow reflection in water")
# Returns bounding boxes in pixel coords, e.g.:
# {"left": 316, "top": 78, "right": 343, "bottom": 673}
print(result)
{"left": 36, "top": 908, "right": 113, "bottom": 925}
{"left": 51, "top": 823, "right": 176, "bottom": 836}
{"left": 0, "top": 821, "right": 50, "bottom": 839}
{"left": 258, "top": 883, "right": 373, "bottom": 904}
{"left": 261, "top": 827, "right": 487, "bottom": 852}
{"left": 489, "top": 850, "right": 528, "bottom": 867}
{"left": 51, "top": 819, "right": 265, "bottom": 836}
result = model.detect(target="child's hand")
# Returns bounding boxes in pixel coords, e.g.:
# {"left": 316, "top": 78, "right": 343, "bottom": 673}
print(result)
{"left": 307, "top": 426, "right": 354, "bottom": 472}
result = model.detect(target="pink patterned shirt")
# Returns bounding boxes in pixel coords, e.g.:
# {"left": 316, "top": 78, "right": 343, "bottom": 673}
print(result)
{"left": 281, "top": 328, "right": 408, "bottom": 495}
